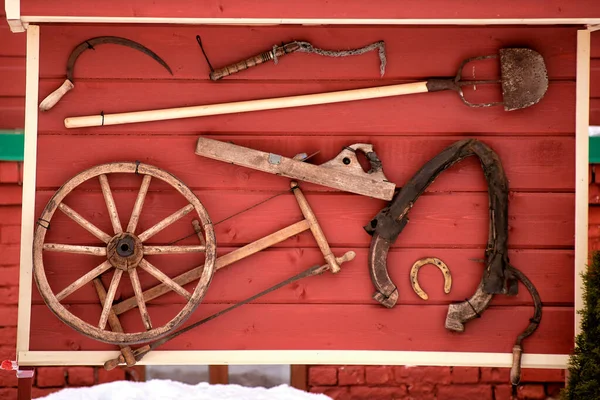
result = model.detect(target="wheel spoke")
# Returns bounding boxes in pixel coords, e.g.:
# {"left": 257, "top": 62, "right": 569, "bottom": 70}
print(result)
{"left": 127, "top": 175, "right": 152, "bottom": 234}
{"left": 139, "top": 259, "right": 192, "bottom": 300}
{"left": 128, "top": 269, "right": 152, "bottom": 330}
{"left": 192, "top": 220, "right": 206, "bottom": 246}
{"left": 138, "top": 204, "right": 194, "bottom": 242}
{"left": 58, "top": 203, "right": 112, "bottom": 243}
{"left": 99, "top": 269, "right": 123, "bottom": 330}
{"left": 143, "top": 245, "right": 205, "bottom": 255}
{"left": 44, "top": 243, "right": 107, "bottom": 256}
{"left": 99, "top": 174, "right": 123, "bottom": 234}
{"left": 56, "top": 260, "right": 113, "bottom": 301}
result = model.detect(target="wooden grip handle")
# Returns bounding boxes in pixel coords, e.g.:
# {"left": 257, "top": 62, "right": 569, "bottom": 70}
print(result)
{"left": 39, "top": 79, "right": 74, "bottom": 111}
{"left": 210, "top": 51, "right": 275, "bottom": 81}
{"left": 209, "top": 42, "right": 300, "bottom": 81}
{"left": 510, "top": 345, "right": 522, "bottom": 385}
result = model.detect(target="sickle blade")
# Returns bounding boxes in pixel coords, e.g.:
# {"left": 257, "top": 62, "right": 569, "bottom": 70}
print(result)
{"left": 66, "top": 36, "right": 173, "bottom": 81}
{"left": 39, "top": 36, "right": 172, "bottom": 112}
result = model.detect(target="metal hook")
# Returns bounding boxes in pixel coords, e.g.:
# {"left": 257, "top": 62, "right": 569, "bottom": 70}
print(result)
{"left": 196, "top": 35, "right": 214, "bottom": 72}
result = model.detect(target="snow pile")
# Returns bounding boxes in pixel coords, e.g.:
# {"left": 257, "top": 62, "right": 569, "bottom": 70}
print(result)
{"left": 34, "top": 380, "right": 333, "bottom": 400}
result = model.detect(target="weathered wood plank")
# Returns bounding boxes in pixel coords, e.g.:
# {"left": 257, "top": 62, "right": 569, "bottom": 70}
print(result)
{"left": 28, "top": 304, "right": 573, "bottom": 354}
{"left": 36, "top": 80, "right": 575, "bottom": 135}
{"left": 22, "top": 0, "right": 600, "bottom": 19}
{"left": 36, "top": 25, "right": 577, "bottom": 81}
{"left": 35, "top": 135, "right": 576, "bottom": 192}
{"left": 33, "top": 191, "right": 575, "bottom": 249}
{"left": 30, "top": 247, "right": 574, "bottom": 306}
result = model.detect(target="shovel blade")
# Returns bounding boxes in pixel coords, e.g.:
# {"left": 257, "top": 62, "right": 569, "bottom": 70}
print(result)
{"left": 499, "top": 48, "right": 549, "bottom": 111}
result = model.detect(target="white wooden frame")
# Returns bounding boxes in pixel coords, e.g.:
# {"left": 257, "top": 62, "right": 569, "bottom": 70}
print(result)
{"left": 11, "top": 15, "right": 592, "bottom": 369}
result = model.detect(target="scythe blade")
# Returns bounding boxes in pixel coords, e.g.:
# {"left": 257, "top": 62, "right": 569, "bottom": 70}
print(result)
{"left": 39, "top": 36, "right": 173, "bottom": 112}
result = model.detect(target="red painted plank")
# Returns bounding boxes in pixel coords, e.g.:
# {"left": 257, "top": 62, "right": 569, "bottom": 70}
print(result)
{"left": 21, "top": 0, "right": 600, "bottom": 19}
{"left": 592, "top": 99, "right": 600, "bottom": 126}
{"left": 30, "top": 247, "right": 574, "bottom": 306}
{"left": 591, "top": 31, "right": 600, "bottom": 59}
{"left": 37, "top": 25, "right": 577, "bottom": 81}
{"left": 0, "top": 97, "right": 25, "bottom": 130}
{"left": 0, "top": 57, "right": 25, "bottom": 97}
{"left": 28, "top": 304, "right": 573, "bottom": 354}
{"left": 34, "top": 135, "right": 575, "bottom": 192}
{"left": 37, "top": 80, "right": 575, "bottom": 135}
{"left": 0, "top": 27, "right": 25, "bottom": 57}
{"left": 591, "top": 59, "right": 600, "bottom": 98}
{"left": 33, "top": 190, "right": 574, "bottom": 249}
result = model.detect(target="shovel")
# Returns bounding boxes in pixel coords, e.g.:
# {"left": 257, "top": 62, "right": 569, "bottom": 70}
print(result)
{"left": 63, "top": 48, "right": 548, "bottom": 129}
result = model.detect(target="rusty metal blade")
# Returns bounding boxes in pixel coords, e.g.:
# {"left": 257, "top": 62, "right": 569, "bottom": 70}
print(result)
{"left": 66, "top": 36, "right": 173, "bottom": 81}
{"left": 499, "top": 48, "right": 548, "bottom": 111}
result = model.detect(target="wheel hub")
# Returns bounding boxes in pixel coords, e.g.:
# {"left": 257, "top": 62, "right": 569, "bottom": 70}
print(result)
{"left": 107, "top": 233, "right": 143, "bottom": 271}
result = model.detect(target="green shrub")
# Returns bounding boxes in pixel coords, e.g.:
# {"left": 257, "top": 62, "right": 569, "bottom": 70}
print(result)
{"left": 561, "top": 251, "right": 600, "bottom": 399}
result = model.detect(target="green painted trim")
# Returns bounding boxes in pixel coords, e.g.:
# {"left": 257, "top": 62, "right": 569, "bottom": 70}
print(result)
{"left": 0, "top": 130, "right": 24, "bottom": 161}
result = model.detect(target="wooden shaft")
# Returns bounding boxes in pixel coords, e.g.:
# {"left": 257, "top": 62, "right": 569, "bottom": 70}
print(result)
{"left": 290, "top": 182, "right": 340, "bottom": 273}
{"left": 92, "top": 278, "right": 137, "bottom": 367}
{"left": 209, "top": 42, "right": 301, "bottom": 81}
{"left": 63, "top": 81, "right": 430, "bottom": 128}
{"left": 113, "top": 219, "right": 311, "bottom": 315}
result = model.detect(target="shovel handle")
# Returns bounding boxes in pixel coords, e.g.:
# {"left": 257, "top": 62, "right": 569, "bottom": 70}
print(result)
{"left": 64, "top": 81, "right": 429, "bottom": 129}
{"left": 210, "top": 42, "right": 301, "bottom": 81}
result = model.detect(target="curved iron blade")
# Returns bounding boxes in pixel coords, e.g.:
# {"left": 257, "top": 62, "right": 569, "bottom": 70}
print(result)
{"left": 66, "top": 36, "right": 173, "bottom": 81}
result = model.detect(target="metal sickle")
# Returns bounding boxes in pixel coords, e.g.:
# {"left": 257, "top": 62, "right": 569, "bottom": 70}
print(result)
{"left": 410, "top": 257, "right": 452, "bottom": 300}
{"left": 39, "top": 36, "right": 173, "bottom": 111}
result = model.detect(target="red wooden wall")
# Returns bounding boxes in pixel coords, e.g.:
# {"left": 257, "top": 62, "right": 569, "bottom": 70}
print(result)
{"left": 19, "top": 22, "right": 576, "bottom": 359}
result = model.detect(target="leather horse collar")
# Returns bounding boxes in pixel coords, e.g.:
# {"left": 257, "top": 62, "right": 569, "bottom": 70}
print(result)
{"left": 363, "top": 138, "right": 542, "bottom": 388}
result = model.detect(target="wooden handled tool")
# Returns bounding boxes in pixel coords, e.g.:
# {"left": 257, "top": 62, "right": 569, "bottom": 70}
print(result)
{"left": 103, "top": 250, "right": 356, "bottom": 369}
{"left": 63, "top": 47, "right": 547, "bottom": 129}
{"left": 209, "top": 42, "right": 301, "bottom": 80}
{"left": 194, "top": 137, "right": 396, "bottom": 201}
{"left": 40, "top": 36, "right": 172, "bottom": 112}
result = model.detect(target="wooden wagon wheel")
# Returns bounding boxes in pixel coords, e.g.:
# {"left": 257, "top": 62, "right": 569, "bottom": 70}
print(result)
{"left": 32, "top": 162, "right": 217, "bottom": 345}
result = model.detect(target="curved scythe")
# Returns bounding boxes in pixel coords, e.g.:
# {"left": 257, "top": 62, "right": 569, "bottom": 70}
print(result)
{"left": 39, "top": 36, "right": 173, "bottom": 111}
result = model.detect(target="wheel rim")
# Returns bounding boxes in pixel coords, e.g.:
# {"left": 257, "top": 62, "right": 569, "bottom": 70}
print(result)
{"left": 32, "top": 162, "right": 217, "bottom": 345}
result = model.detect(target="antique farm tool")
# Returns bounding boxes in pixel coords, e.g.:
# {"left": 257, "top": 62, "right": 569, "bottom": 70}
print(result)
{"left": 39, "top": 36, "right": 173, "bottom": 111}
{"left": 363, "top": 138, "right": 542, "bottom": 388}
{"left": 195, "top": 137, "right": 396, "bottom": 200}
{"left": 33, "top": 161, "right": 217, "bottom": 345}
{"left": 34, "top": 159, "right": 354, "bottom": 347}
{"left": 104, "top": 249, "right": 356, "bottom": 370}
{"left": 198, "top": 36, "right": 386, "bottom": 80}
{"left": 63, "top": 47, "right": 548, "bottom": 129}
{"left": 409, "top": 257, "right": 452, "bottom": 300}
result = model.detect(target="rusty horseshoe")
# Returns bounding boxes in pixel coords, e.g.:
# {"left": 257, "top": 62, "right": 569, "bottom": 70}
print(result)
{"left": 410, "top": 257, "right": 452, "bottom": 300}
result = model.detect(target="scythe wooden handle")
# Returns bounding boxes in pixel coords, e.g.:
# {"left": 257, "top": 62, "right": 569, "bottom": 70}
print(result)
{"left": 63, "top": 81, "right": 430, "bottom": 129}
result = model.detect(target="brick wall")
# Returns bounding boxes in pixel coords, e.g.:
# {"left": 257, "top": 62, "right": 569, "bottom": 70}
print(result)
{"left": 307, "top": 365, "right": 566, "bottom": 399}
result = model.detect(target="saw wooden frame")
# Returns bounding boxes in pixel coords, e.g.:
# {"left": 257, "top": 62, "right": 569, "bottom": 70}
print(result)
{"left": 12, "top": 18, "right": 592, "bottom": 369}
